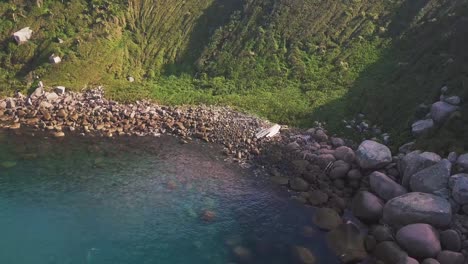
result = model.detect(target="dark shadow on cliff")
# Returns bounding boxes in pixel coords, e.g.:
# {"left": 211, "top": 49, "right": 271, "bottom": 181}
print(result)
{"left": 313, "top": 0, "right": 468, "bottom": 153}
{"left": 162, "top": 0, "right": 243, "bottom": 76}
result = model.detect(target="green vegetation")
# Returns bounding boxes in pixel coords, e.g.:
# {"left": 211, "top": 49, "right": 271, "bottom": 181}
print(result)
{"left": 1, "top": 0, "right": 467, "bottom": 152}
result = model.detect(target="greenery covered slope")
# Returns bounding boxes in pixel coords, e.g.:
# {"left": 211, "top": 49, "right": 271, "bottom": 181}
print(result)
{"left": 1, "top": 0, "right": 467, "bottom": 151}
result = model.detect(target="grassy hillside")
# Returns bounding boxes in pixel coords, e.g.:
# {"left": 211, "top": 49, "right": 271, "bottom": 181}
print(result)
{"left": 1, "top": 0, "right": 467, "bottom": 152}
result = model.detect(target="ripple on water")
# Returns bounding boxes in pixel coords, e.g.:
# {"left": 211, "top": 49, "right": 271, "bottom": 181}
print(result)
{"left": 0, "top": 130, "right": 339, "bottom": 264}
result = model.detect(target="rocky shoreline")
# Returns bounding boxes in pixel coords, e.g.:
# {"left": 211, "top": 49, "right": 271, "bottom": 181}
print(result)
{"left": 2, "top": 86, "right": 468, "bottom": 264}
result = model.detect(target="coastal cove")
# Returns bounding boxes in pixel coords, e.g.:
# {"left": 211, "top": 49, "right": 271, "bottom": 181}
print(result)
{"left": 0, "top": 129, "right": 339, "bottom": 264}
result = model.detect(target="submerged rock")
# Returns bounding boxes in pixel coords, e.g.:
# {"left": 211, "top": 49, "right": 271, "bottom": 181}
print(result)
{"left": 313, "top": 207, "right": 342, "bottom": 231}
{"left": 352, "top": 191, "right": 384, "bottom": 223}
{"left": 374, "top": 241, "right": 408, "bottom": 264}
{"left": 292, "top": 246, "right": 316, "bottom": 264}
{"left": 326, "top": 223, "right": 367, "bottom": 263}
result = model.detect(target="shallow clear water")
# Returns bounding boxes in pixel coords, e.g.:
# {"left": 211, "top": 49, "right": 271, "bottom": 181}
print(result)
{"left": 0, "top": 130, "right": 338, "bottom": 264}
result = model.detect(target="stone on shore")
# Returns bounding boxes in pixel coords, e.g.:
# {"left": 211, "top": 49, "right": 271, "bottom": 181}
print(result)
{"left": 369, "top": 171, "right": 407, "bottom": 201}
{"left": 449, "top": 174, "right": 468, "bottom": 205}
{"left": 412, "top": 119, "right": 434, "bottom": 136}
{"left": 456, "top": 154, "right": 468, "bottom": 171}
{"left": 329, "top": 160, "right": 351, "bottom": 179}
{"left": 431, "top": 101, "right": 458, "bottom": 124}
{"left": 351, "top": 191, "right": 384, "bottom": 223}
{"left": 439, "top": 229, "right": 461, "bottom": 251}
{"left": 396, "top": 223, "right": 441, "bottom": 258}
{"left": 409, "top": 159, "right": 451, "bottom": 195}
{"left": 436, "top": 250, "right": 464, "bottom": 264}
{"left": 333, "top": 146, "right": 355, "bottom": 163}
{"left": 356, "top": 140, "right": 392, "bottom": 169}
{"left": 400, "top": 151, "right": 441, "bottom": 188}
{"left": 383, "top": 192, "right": 452, "bottom": 228}
{"left": 421, "top": 259, "right": 440, "bottom": 264}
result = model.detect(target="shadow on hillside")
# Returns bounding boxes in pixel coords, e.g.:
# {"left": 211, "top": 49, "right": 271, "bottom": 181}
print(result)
{"left": 162, "top": 0, "right": 243, "bottom": 76}
{"left": 314, "top": 0, "right": 468, "bottom": 153}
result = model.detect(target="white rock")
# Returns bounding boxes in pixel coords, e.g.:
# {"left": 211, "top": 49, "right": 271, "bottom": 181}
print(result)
{"left": 128, "top": 76, "right": 135, "bottom": 82}
{"left": 54, "top": 86, "right": 66, "bottom": 95}
{"left": 12, "top": 27, "right": 32, "bottom": 44}
{"left": 49, "top": 54, "right": 62, "bottom": 64}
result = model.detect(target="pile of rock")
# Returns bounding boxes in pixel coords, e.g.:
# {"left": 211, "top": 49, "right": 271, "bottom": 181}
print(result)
{"left": 261, "top": 125, "right": 468, "bottom": 263}
{"left": 0, "top": 85, "right": 280, "bottom": 163}
{"left": 343, "top": 113, "right": 390, "bottom": 144}
{"left": 412, "top": 86, "right": 462, "bottom": 137}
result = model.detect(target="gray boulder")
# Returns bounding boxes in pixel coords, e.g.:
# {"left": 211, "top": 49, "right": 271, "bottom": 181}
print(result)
{"left": 431, "top": 101, "right": 458, "bottom": 124}
{"left": 356, "top": 140, "right": 392, "bottom": 169}
{"left": 456, "top": 153, "right": 468, "bottom": 171}
{"left": 437, "top": 250, "right": 464, "bottom": 264}
{"left": 330, "top": 137, "right": 345, "bottom": 147}
{"left": 369, "top": 171, "right": 407, "bottom": 201}
{"left": 352, "top": 191, "right": 384, "bottom": 223}
{"left": 449, "top": 174, "right": 468, "bottom": 205}
{"left": 410, "top": 159, "right": 451, "bottom": 195}
{"left": 396, "top": 223, "right": 441, "bottom": 258}
{"left": 383, "top": 192, "right": 452, "bottom": 228}
{"left": 45, "top": 92, "right": 59, "bottom": 101}
{"left": 400, "top": 151, "right": 441, "bottom": 188}
{"left": 412, "top": 119, "right": 434, "bottom": 136}
{"left": 371, "top": 225, "right": 394, "bottom": 242}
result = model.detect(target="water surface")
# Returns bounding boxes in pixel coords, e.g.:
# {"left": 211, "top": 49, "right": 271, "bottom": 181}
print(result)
{"left": 0, "top": 130, "right": 338, "bottom": 264}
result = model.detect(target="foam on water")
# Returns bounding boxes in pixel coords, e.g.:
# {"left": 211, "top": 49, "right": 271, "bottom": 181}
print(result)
{"left": 0, "top": 130, "right": 338, "bottom": 264}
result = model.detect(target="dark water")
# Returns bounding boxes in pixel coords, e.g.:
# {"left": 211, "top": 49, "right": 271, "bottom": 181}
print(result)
{"left": 0, "top": 130, "right": 338, "bottom": 264}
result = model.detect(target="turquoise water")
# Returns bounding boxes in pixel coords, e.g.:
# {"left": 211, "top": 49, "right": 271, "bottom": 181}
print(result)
{"left": 0, "top": 130, "right": 338, "bottom": 264}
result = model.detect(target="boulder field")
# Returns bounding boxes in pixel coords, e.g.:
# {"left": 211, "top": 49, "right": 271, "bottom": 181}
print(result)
{"left": 1, "top": 85, "right": 468, "bottom": 264}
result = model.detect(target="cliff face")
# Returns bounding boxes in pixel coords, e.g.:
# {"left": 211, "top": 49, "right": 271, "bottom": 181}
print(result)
{"left": 0, "top": 0, "right": 467, "bottom": 151}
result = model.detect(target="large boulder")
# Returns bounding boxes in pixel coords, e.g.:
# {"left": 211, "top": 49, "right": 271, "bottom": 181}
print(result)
{"left": 383, "top": 192, "right": 452, "bottom": 228}
{"left": 326, "top": 224, "right": 367, "bottom": 263}
{"left": 449, "top": 174, "right": 468, "bottom": 205}
{"left": 351, "top": 191, "right": 384, "bottom": 223}
{"left": 412, "top": 119, "right": 434, "bottom": 136}
{"left": 431, "top": 101, "right": 458, "bottom": 124}
{"left": 356, "top": 140, "right": 392, "bottom": 169}
{"left": 409, "top": 159, "right": 451, "bottom": 196}
{"left": 400, "top": 151, "right": 441, "bottom": 188}
{"left": 396, "top": 223, "right": 441, "bottom": 258}
{"left": 369, "top": 171, "right": 407, "bottom": 201}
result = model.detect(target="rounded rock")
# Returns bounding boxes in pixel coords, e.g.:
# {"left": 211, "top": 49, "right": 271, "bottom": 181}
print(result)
{"left": 356, "top": 140, "right": 392, "bottom": 169}
{"left": 351, "top": 191, "right": 384, "bottom": 223}
{"left": 436, "top": 250, "right": 464, "bottom": 264}
{"left": 439, "top": 229, "right": 461, "bottom": 251}
{"left": 421, "top": 259, "right": 440, "bottom": 264}
{"left": 290, "top": 177, "right": 310, "bottom": 192}
{"left": 396, "top": 223, "right": 441, "bottom": 258}
{"left": 369, "top": 171, "right": 407, "bottom": 201}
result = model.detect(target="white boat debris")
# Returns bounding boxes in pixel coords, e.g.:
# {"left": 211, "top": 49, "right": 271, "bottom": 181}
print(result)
{"left": 255, "top": 124, "right": 281, "bottom": 139}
